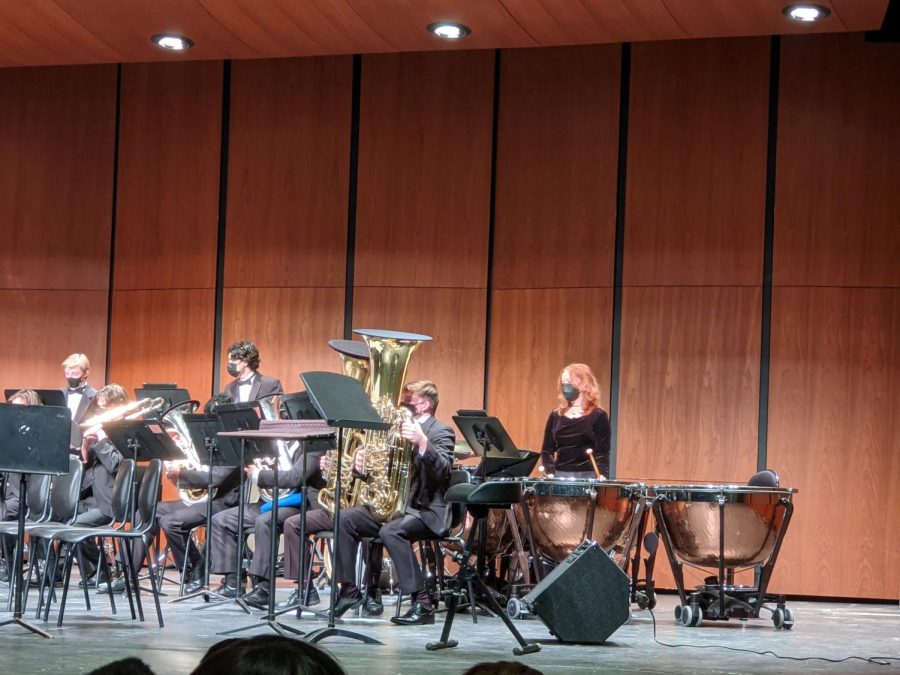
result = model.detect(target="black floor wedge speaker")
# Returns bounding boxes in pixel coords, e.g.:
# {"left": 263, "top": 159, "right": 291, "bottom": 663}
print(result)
{"left": 523, "top": 540, "right": 630, "bottom": 644}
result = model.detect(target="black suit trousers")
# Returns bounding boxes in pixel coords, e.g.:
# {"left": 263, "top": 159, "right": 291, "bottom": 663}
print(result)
{"left": 336, "top": 506, "right": 436, "bottom": 595}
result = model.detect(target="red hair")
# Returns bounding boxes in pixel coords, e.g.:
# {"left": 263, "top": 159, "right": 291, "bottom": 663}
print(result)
{"left": 556, "top": 363, "right": 603, "bottom": 414}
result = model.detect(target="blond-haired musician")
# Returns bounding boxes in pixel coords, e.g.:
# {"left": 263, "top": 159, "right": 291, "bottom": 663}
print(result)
{"left": 62, "top": 353, "right": 97, "bottom": 424}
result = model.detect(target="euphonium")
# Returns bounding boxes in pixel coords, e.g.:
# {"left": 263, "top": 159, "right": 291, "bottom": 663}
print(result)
{"left": 349, "top": 329, "right": 431, "bottom": 522}
{"left": 255, "top": 394, "right": 295, "bottom": 503}
{"left": 160, "top": 400, "right": 217, "bottom": 506}
{"left": 318, "top": 339, "right": 371, "bottom": 515}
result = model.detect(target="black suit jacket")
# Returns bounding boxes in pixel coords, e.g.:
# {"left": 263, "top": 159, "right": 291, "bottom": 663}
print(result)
{"left": 223, "top": 373, "right": 283, "bottom": 404}
{"left": 81, "top": 437, "right": 124, "bottom": 518}
{"left": 67, "top": 384, "right": 98, "bottom": 424}
{"left": 406, "top": 416, "right": 455, "bottom": 536}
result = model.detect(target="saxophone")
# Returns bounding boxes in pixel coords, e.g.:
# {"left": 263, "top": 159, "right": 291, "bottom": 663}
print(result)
{"left": 318, "top": 339, "right": 371, "bottom": 514}
{"left": 348, "top": 329, "right": 431, "bottom": 522}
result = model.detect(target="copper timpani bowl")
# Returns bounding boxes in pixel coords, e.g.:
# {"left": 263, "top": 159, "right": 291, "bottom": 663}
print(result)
{"left": 511, "top": 478, "right": 645, "bottom": 563}
{"left": 652, "top": 484, "right": 796, "bottom": 568}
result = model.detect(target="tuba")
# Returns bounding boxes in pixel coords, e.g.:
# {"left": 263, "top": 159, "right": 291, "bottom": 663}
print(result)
{"left": 160, "top": 400, "right": 217, "bottom": 506}
{"left": 348, "top": 329, "right": 431, "bottom": 522}
{"left": 255, "top": 394, "right": 295, "bottom": 503}
{"left": 318, "top": 339, "right": 372, "bottom": 515}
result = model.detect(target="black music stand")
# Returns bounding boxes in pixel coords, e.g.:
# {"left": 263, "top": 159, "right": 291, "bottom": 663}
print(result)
{"left": 281, "top": 392, "right": 320, "bottom": 421}
{"left": 166, "top": 413, "right": 243, "bottom": 608}
{"left": 102, "top": 420, "right": 185, "bottom": 599}
{"left": 453, "top": 412, "right": 539, "bottom": 481}
{"left": 0, "top": 404, "right": 70, "bottom": 639}
{"left": 3, "top": 389, "right": 67, "bottom": 407}
{"left": 218, "top": 421, "right": 335, "bottom": 638}
{"left": 299, "top": 371, "right": 386, "bottom": 646}
{"left": 135, "top": 385, "right": 191, "bottom": 411}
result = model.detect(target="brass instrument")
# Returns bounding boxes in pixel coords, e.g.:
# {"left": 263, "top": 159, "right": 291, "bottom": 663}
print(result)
{"left": 319, "top": 339, "right": 372, "bottom": 514}
{"left": 255, "top": 394, "right": 295, "bottom": 503}
{"left": 80, "top": 396, "right": 166, "bottom": 430}
{"left": 160, "top": 400, "right": 217, "bottom": 506}
{"left": 348, "top": 329, "right": 431, "bottom": 522}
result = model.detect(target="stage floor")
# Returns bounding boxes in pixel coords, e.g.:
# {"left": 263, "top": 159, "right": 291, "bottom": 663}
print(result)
{"left": 0, "top": 579, "right": 897, "bottom": 674}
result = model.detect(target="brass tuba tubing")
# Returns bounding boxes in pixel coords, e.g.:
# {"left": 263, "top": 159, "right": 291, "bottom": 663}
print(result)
{"left": 347, "top": 329, "right": 431, "bottom": 522}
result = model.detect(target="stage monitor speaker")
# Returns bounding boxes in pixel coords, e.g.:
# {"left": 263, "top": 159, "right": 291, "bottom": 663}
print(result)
{"left": 523, "top": 540, "right": 630, "bottom": 644}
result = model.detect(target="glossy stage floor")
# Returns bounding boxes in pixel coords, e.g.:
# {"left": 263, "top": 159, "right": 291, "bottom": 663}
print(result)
{"left": 0, "top": 576, "right": 897, "bottom": 674}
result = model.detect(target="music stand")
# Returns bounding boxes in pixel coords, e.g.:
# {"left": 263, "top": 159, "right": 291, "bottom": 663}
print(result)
{"left": 218, "top": 420, "right": 335, "bottom": 638}
{"left": 281, "top": 392, "right": 320, "bottom": 421}
{"left": 170, "top": 413, "right": 249, "bottom": 609}
{"left": 0, "top": 404, "right": 70, "bottom": 639}
{"left": 452, "top": 412, "right": 539, "bottom": 481}
{"left": 4, "top": 389, "right": 67, "bottom": 407}
{"left": 299, "top": 371, "right": 386, "bottom": 646}
{"left": 135, "top": 385, "right": 191, "bottom": 411}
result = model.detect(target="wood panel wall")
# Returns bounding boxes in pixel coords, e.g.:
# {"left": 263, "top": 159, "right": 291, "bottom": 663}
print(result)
{"left": 767, "top": 34, "right": 900, "bottom": 598}
{"left": 489, "top": 45, "right": 620, "bottom": 453}
{"left": 221, "top": 57, "right": 352, "bottom": 392}
{"left": 617, "top": 38, "right": 769, "bottom": 485}
{"left": 352, "top": 51, "right": 495, "bottom": 419}
{"left": 0, "top": 65, "right": 116, "bottom": 390}
{"left": 107, "top": 62, "right": 222, "bottom": 402}
{"left": 4, "top": 33, "right": 899, "bottom": 600}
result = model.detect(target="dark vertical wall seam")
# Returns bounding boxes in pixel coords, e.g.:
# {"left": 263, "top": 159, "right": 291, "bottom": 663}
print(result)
{"left": 483, "top": 49, "right": 502, "bottom": 410}
{"left": 608, "top": 43, "right": 631, "bottom": 479}
{"left": 104, "top": 63, "right": 123, "bottom": 384}
{"left": 343, "top": 55, "right": 362, "bottom": 340}
{"left": 211, "top": 60, "right": 232, "bottom": 397}
{"left": 758, "top": 36, "right": 780, "bottom": 471}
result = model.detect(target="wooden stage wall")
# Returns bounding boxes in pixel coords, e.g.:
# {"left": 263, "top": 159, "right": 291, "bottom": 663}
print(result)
{"left": 1, "top": 33, "right": 897, "bottom": 600}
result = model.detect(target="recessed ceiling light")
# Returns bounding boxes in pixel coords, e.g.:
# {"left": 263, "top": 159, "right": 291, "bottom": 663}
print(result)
{"left": 427, "top": 22, "right": 472, "bottom": 40}
{"left": 782, "top": 4, "right": 831, "bottom": 23}
{"left": 151, "top": 34, "right": 195, "bottom": 51}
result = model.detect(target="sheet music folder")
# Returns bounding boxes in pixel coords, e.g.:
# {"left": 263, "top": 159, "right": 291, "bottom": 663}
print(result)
{"left": 299, "top": 372, "right": 388, "bottom": 431}
{"left": 103, "top": 419, "right": 184, "bottom": 462}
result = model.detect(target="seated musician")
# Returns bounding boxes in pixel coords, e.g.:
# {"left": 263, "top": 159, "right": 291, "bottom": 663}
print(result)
{"left": 223, "top": 340, "right": 283, "bottom": 404}
{"left": 0, "top": 389, "right": 42, "bottom": 583}
{"left": 127, "top": 339, "right": 284, "bottom": 594}
{"left": 279, "top": 452, "right": 382, "bottom": 614}
{"left": 73, "top": 384, "right": 130, "bottom": 585}
{"left": 210, "top": 438, "right": 329, "bottom": 603}
{"left": 333, "top": 380, "right": 455, "bottom": 626}
{"left": 62, "top": 352, "right": 98, "bottom": 424}
{"left": 540, "top": 363, "right": 610, "bottom": 480}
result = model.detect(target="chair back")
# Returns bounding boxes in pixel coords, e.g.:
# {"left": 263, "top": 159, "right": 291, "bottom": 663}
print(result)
{"left": 48, "top": 456, "right": 84, "bottom": 524}
{"left": 135, "top": 459, "right": 163, "bottom": 532}
{"left": 748, "top": 469, "right": 779, "bottom": 487}
{"left": 110, "top": 459, "right": 136, "bottom": 522}
{"left": 447, "top": 469, "right": 472, "bottom": 532}
{"left": 25, "top": 473, "right": 53, "bottom": 523}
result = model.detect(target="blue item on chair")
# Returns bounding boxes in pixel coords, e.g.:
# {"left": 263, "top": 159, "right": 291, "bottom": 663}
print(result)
{"left": 259, "top": 492, "right": 303, "bottom": 514}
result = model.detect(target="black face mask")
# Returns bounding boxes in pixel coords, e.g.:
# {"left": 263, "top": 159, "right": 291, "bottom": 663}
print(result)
{"left": 561, "top": 383, "right": 580, "bottom": 402}
{"left": 226, "top": 363, "right": 241, "bottom": 378}
{"left": 66, "top": 377, "right": 85, "bottom": 390}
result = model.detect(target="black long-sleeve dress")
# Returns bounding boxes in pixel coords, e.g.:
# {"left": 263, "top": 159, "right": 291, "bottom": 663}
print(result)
{"left": 540, "top": 409, "right": 611, "bottom": 478}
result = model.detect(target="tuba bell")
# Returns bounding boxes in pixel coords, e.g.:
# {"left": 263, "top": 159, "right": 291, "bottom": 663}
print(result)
{"left": 318, "top": 339, "right": 372, "bottom": 515}
{"left": 348, "top": 329, "right": 431, "bottom": 522}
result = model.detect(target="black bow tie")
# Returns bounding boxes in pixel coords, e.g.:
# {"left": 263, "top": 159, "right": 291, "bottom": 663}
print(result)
{"left": 68, "top": 386, "right": 85, "bottom": 393}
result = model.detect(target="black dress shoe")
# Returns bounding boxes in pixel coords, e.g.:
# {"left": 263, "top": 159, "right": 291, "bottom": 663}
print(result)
{"left": 243, "top": 585, "right": 269, "bottom": 608}
{"left": 97, "top": 574, "right": 127, "bottom": 594}
{"left": 214, "top": 580, "right": 241, "bottom": 598}
{"left": 276, "top": 587, "right": 321, "bottom": 609}
{"left": 334, "top": 592, "right": 365, "bottom": 617}
{"left": 391, "top": 602, "right": 435, "bottom": 626}
{"left": 363, "top": 590, "right": 384, "bottom": 616}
